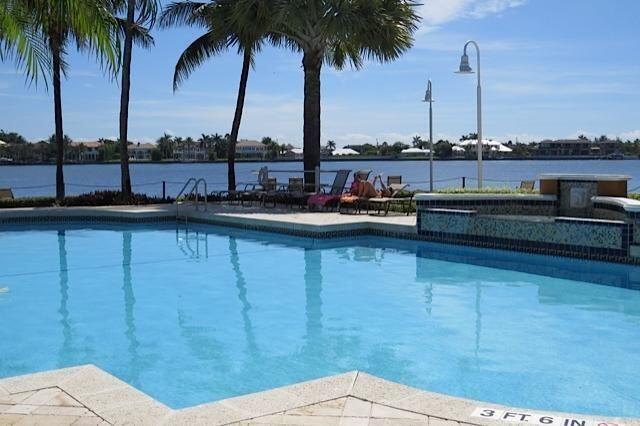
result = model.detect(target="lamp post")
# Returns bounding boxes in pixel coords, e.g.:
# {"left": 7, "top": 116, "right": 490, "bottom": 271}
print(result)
{"left": 423, "top": 80, "right": 434, "bottom": 192}
{"left": 456, "top": 40, "right": 483, "bottom": 189}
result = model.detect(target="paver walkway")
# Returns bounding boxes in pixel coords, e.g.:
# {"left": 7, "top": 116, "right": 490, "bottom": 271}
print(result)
{"left": 233, "top": 396, "right": 472, "bottom": 425}
{"left": 0, "top": 386, "right": 107, "bottom": 425}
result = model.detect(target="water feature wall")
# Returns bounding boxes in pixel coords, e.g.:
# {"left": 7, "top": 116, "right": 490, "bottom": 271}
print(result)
{"left": 416, "top": 175, "right": 640, "bottom": 264}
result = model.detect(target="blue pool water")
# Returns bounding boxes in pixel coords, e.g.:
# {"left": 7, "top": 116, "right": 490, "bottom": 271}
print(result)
{"left": 1, "top": 223, "right": 640, "bottom": 416}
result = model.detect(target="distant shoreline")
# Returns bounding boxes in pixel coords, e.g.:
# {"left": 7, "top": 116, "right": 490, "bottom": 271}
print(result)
{"left": 1, "top": 156, "right": 638, "bottom": 166}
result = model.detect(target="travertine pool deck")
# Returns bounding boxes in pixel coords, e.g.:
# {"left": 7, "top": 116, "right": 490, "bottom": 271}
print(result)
{"left": 1, "top": 366, "right": 635, "bottom": 426}
{"left": 0, "top": 203, "right": 417, "bottom": 237}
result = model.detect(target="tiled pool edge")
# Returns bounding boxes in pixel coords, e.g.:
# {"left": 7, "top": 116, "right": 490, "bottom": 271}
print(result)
{"left": 1, "top": 366, "right": 637, "bottom": 426}
{"left": 2, "top": 204, "right": 639, "bottom": 264}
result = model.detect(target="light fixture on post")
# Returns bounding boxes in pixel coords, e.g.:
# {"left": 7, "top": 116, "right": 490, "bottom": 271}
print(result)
{"left": 423, "top": 80, "right": 434, "bottom": 192}
{"left": 456, "top": 40, "right": 483, "bottom": 189}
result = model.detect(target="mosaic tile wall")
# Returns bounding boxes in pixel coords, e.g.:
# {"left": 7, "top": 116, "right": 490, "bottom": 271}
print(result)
{"left": 420, "top": 212, "right": 624, "bottom": 249}
{"left": 593, "top": 207, "right": 627, "bottom": 221}
{"left": 416, "top": 199, "right": 556, "bottom": 216}
{"left": 418, "top": 209, "right": 633, "bottom": 262}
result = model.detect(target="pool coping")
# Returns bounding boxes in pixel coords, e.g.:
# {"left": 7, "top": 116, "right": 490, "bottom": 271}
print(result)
{"left": 0, "top": 204, "right": 418, "bottom": 239}
{"left": 1, "top": 365, "right": 636, "bottom": 425}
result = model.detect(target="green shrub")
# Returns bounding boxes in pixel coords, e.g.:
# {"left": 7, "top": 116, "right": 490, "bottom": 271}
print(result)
{"left": 0, "top": 197, "right": 56, "bottom": 209}
{"left": 0, "top": 191, "right": 170, "bottom": 209}
{"left": 629, "top": 193, "right": 640, "bottom": 201}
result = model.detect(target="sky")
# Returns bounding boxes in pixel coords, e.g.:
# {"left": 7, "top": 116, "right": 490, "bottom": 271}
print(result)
{"left": 1, "top": 0, "right": 639, "bottom": 147}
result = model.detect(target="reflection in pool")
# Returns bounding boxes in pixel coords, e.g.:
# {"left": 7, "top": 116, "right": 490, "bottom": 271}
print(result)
{"left": 0, "top": 222, "right": 639, "bottom": 416}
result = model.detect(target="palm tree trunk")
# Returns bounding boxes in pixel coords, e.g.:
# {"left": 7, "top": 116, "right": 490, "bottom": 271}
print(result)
{"left": 118, "top": 0, "right": 135, "bottom": 200}
{"left": 302, "top": 50, "right": 322, "bottom": 190}
{"left": 227, "top": 49, "right": 251, "bottom": 191}
{"left": 51, "top": 35, "right": 65, "bottom": 202}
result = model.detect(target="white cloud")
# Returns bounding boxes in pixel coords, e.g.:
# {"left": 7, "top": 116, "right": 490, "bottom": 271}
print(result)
{"left": 469, "top": 0, "right": 526, "bottom": 18}
{"left": 419, "top": 0, "right": 527, "bottom": 30}
{"left": 491, "top": 133, "right": 547, "bottom": 143}
{"left": 565, "top": 129, "right": 640, "bottom": 141}
{"left": 420, "top": 0, "right": 469, "bottom": 27}
{"left": 620, "top": 130, "right": 640, "bottom": 141}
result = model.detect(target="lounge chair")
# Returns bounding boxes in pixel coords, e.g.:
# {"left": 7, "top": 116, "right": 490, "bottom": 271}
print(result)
{"left": 242, "top": 176, "right": 278, "bottom": 207}
{"left": 340, "top": 175, "right": 412, "bottom": 216}
{"left": 0, "top": 188, "right": 14, "bottom": 200}
{"left": 278, "top": 177, "right": 307, "bottom": 209}
{"left": 520, "top": 180, "right": 535, "bottom": 191}
{"left": 307, "top": 169, "right": 352, "bottom": 211}
{"left": 366, "top": 183, "right": 412, "bottom": 216}
{"left": 219, "top": 167, "right": 269, "bottom": 206}
{"left": 387, "top": 176, "right": 402, "bottom": 186}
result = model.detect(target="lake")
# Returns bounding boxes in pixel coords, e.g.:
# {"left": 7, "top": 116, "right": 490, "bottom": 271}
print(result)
{"left": 1, "top": 159, "right": 639, "bottom": 198}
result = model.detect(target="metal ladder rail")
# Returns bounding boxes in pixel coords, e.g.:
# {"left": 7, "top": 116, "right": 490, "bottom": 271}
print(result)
{"left": 175, "top": 178, "right": 208, "bottom": 220}
{"left": 194, "top": 178, "right": 208, "bottom": 211}
{"left": 175, "top": 177, "right": 196, "bottom": 221}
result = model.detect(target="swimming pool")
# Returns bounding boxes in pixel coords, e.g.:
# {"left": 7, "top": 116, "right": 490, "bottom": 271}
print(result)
{"left": 1, "top": 222, "right": 639, "bottom": 416}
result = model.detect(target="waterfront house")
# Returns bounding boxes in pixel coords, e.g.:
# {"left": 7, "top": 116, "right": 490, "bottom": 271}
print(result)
{"left": 173, "top": 141, "right": 207, "bottom": 161}
{"left": 66, "top": 141, "right": 101, "bottom": 162}
{"left": 332, "top": 148, "right": 360, "bottom": 156}
{"left": 452, "top": 145, "right": 466, "bottom": 158}
{"left": 236, "top": 140, "right": 267, "bottom": 159}
{"left": 537, "top": 139, "right": 592, "bottom": 156}
{"left": 129, "top": 143, "right": 155, "bottom": 161}
{"left": 400, "top": 147, "right": 430, "bottom": 156}
{"left": 536, "top": 139, "right": 606, "bottom": 156}
{"left": 284, "top": 145, "right": 303, "bottom": 159}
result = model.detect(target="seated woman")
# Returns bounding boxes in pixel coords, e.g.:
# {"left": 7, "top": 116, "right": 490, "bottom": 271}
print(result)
{"left": 341, "top": 174, "right": 391, "bottom": 203}
{"left": 348, "top": 172, "right": 362, "bottom": 195}
{"left": 356, "top": 175, "right": 392, "bottom": 198}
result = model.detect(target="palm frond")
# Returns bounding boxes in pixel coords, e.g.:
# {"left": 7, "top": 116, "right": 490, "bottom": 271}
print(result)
{"left": 159, "top": 1, "right": 209, "bottom": 28}
{"left": 115, "top": 16, "right": 154, "bottom": 48}
{"left": 63, "top": 0, "right": 121, "bottom": 77}
{"left": 270, "top": 0, "right": 420, "bottom": 69}
{"left": 173, "top": 30, "right": 229, "bottom": 90}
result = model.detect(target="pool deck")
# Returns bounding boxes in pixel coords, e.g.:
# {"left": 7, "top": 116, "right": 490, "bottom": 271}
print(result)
{"left": 1, "top": 204, "right": 638, "bottom": 425}
{"left": 1, "top": 366, "right": 636, "bottom": 426}
{"left": 0, "top": 203, "right": 417, "bottom": 237}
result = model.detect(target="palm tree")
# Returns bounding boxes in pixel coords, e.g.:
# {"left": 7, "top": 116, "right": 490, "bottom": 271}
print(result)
{"left": 160, "top": 0, "right": 271, "bottom": 191}
{"left": 156, "top": 133, "right": 174, "bottom": 159}
{"left": 1, "top": 0, "right": 118, "bottom": 201}
{"left": 412, "top": 135, "right": 423, "bottom": 148}
{"left": 270, "top": 0, "right": 420, "bottom": 187}
{"left": 111, "top": 0, "right": 159, "bottom": 200}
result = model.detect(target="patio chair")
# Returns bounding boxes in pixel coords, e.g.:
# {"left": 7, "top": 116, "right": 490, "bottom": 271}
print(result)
{"left": 307, "top": 169, "right": 352, "bottom": 211}
{"left": 337, "top": 172, "right": 379, "bottom": 215}
{"left": 278, "top": 177, "right": 307, "bottom": 209}
{"left": 520, "top": 180, "right": 535, "bottom": 191}
{"left": 218, "top": 167, "right": 268, "bottom": 206}
{"left": 387, "top": 176, "right": 402, "bottom": 185}
{"left": 366, "top": 183, "right": 413, "bottom": 216}
{"left": 0, "top": 188, "right": 14, "bottom": 200}
{"left": 243, "top": 176, "right": 277, "bottom": 207}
